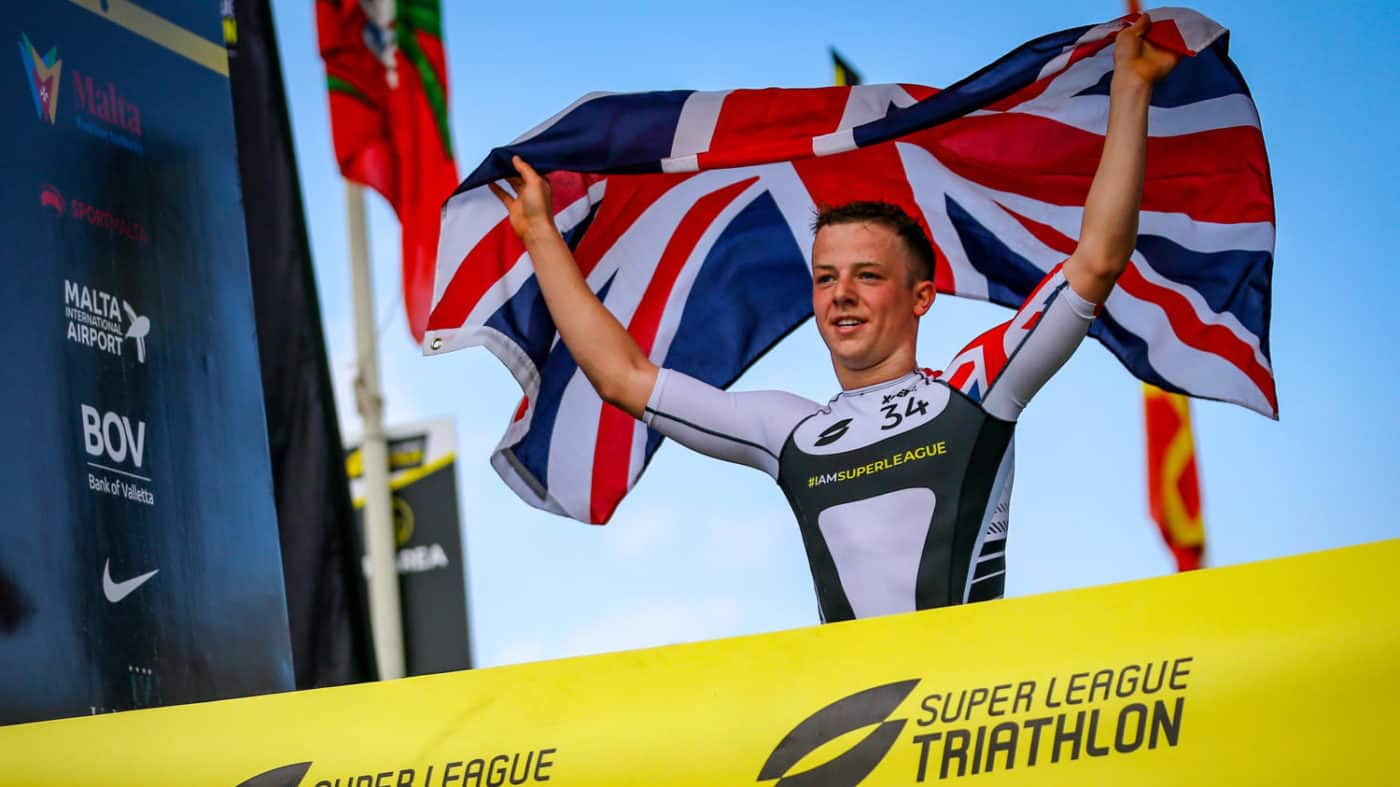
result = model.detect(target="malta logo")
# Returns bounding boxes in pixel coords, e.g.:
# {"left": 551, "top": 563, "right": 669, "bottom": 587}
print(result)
{"left": 758, "top": 679, "right": 919, "bottom": 786}
{"left": 18, "top": 33, "right": 62, "bottom": 124}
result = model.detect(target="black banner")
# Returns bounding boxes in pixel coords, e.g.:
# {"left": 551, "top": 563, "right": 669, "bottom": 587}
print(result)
{"left": 348, "top": 419, "right": 471, "bottom": 674}
{"left": 0, "top": 2, "right": 292, "bottom": 723}
{"left": 227, "top": 0, "right": 376, "bottom": 689}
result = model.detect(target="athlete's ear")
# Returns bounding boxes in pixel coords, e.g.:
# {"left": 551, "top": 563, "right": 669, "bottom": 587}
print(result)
{"left": 913, "top": 279, "right": 936, "bottom": 318}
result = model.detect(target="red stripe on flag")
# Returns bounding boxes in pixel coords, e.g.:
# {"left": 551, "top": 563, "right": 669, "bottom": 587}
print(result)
{"left": 426, "top": 171, "right": 663, "bottom": 333}
{"left": 997, "top": 202, "right": 1274, "bottom": 411}
{"left": 707, "top": 87, "right": 851, "bottom": 152}
{"left": 996, "top": 201, "right": 1077, "bottom": 256}
{"left": 898, "top": 84, "right": 939, "bottom": 102}
{"left": 588, "top": 177, "right": 759, "bottom": 524}
{"left": 572, "top": 172, "right": 692, "bottom": 277}
{"left": 1147, "top": 19, "right": 1193, "bottom": 57}
{"left": 911, "top": 114, "right": 1274, "bottom": 224}
{"left": 793, "top": 144, "right": 954, "bottom": 292}
{"left": 1116, "top": 264, "right": 1278, "bottom": 413}
{"left": 426, "top": 218, "right": 524, "bottom": 331}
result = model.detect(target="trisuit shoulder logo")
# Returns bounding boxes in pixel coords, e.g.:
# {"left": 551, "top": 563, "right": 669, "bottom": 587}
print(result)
{"left": 18, "top": 33, "right": 62, "bottom": 124}
{"left": 758, "top": 679, "right": 919, "bottom": 786}
{"left": 814, "top": 418, "right": 853, "bottom": 447}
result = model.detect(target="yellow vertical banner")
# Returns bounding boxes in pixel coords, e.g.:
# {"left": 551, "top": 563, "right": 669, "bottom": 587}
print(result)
{"left": 1144, "top": 384, "right": 1207, "bottom": 570}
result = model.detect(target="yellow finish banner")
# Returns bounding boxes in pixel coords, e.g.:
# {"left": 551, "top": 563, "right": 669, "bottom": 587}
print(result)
{"left": 4, "top": 539, "right": 1397, "bottom": 786}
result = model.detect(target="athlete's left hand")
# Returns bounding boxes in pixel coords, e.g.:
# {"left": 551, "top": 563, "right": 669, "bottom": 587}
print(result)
{"left": 1114, "top": 13, "right": 1181, "bottom": 85}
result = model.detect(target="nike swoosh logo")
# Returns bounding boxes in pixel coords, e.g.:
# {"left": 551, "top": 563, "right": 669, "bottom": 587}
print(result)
{"left": 102, "top": 559, "right": 158, "bottom": 603}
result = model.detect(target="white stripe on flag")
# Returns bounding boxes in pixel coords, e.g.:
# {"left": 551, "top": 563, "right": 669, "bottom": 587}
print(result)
{"left": 545, "top": 371, "right": 606, "bottom": 521}
{"left": 898, "top": 141, "right": 991, "bottom": 300}
{"left": 433, "top": 188, "right": 509, "bottom": 308}
{"left": 671, "top": 90, "right": 730, "bottom": 158}
{"left": 1014, "top": 93, "right": 1262, "bottom": 137}
{"left": 1149, "top": 6, "right": 1227, "bottom": 54}
{"left": 1130, "top": 253, "right": 1272, "bottom": 373}
{"left": 1104, "top": 258, "right": 1272, "bottom": 414}
{"left": 812, "top": 129, "right": 856, "bottom": 157}
{"left": 837, "top": 84, "right": 919, "bottom": 131}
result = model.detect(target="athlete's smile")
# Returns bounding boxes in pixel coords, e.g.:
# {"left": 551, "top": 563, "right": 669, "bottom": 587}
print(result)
{"left": 831, "top": 315, "right": 868, "bottom": 336}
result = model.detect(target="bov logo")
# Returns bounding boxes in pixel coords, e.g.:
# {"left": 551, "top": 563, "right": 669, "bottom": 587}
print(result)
{"left": 758, "top": 679, "right": 919, "bottom": 786}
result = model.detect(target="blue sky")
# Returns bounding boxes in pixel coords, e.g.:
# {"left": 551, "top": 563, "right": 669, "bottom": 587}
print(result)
{"left": 266, "top": 1, "right": 1400, "bottom": 667}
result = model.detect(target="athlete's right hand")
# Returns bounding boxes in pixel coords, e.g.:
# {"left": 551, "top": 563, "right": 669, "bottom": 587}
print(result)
{"left": 489, "top": 155, "right": 556, "bottom": 242}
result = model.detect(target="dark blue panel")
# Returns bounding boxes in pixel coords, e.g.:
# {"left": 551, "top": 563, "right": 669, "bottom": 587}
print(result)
{"left": 461, "top": 90, "right": 693, "bottom": 191}
{"left": 483, "top": 274, "right": 555, "bottom": 372}
{"left": 852, "top": 23, "right": 1093, "bottom": 148}
{"left": 1, "top": 1, "right": 289, "bottom": 724}
{"left": 1073, "top": 41, "right": 1246, "bottom": 108}
{"left": 945, "top": 195, "right": 1046, "bottom": 310}
{"left": 661, "top": 192, "right": 814, "bottom": 383}
{"left": 1088, "top": 310, "right": 1178, "bottom": 393}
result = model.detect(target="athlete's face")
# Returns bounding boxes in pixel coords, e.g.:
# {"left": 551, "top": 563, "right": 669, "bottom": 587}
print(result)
{"left": 811, "top": 222, "right": 935, "bottom": 386}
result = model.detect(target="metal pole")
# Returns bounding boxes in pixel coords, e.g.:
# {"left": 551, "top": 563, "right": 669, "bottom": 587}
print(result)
{"left": 345, "top": 180, "right": 405, "bottom": 680}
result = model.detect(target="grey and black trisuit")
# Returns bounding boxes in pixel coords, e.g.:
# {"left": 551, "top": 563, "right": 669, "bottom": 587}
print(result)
{"left": 642, "top": 266, "right": 1097, "bottom": 622}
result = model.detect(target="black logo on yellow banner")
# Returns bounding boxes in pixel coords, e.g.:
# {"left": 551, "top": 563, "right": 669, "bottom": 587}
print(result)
{"left": 235, "top": 761, "right": 312, "bottom": 787}
{"left": 758, "top": 679, "right": 918, "bottom": 786}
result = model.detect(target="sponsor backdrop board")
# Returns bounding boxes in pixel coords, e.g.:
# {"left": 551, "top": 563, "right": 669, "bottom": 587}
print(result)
{"left": 0, "top": 539, "right": 1396, "bottom": 785}
{"left": 347, "top": 418, "right": 471, "bottom": 674}
{"left": 0, "top": 0, "right": 292, "bottom": 724}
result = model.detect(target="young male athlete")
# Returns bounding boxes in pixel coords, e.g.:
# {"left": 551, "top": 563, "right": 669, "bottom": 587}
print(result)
{"left": 491, "top": 16, "right": 1179, "bottom": 622}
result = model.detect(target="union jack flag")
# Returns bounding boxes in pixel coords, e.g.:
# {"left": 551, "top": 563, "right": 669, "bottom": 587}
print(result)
{"left": 424, "top": 7, "right": 1275, "bottom": 524}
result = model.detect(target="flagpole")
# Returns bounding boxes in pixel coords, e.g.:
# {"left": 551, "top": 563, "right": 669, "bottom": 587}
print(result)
{"left": 346, "top": 180, "right": 406, "bottom": 680}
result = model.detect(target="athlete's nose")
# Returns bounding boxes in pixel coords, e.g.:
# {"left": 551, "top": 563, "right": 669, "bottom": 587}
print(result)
{"left": 832, "top": 271, "right": 857, "bottom": 306}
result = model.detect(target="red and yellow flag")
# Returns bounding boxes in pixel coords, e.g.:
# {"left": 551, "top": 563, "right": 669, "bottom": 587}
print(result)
{"left": 1144, "top": 385, "right": 1206, "bottom": 570}
{"left": 317, "top": 0, "right": 459, "bottom": 342}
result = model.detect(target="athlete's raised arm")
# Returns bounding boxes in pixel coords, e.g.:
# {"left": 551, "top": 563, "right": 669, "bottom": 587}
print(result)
{"left": 1064, "top": 13, "right": 1180, "bottom": 305}
{"left": 490, "top": 155, "right": 657, "bottom": 419}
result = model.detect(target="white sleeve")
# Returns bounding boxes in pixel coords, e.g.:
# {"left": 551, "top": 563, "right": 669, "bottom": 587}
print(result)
{"left": 943, "top": 266, "right": 1097, "bottom": 422}
{"left": 641, "top": 369, "right": 819, "bottom": 479}
{"left": 980, "top": 272, "right": 1097, "bottom": 421}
